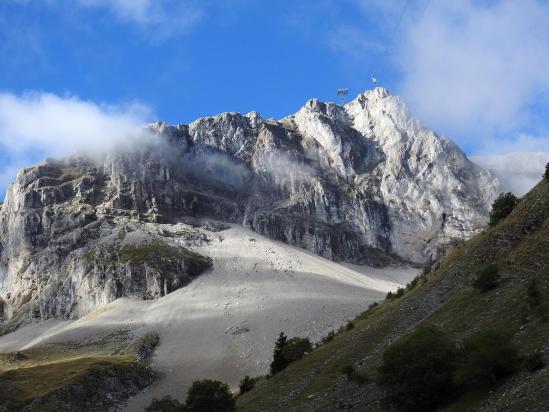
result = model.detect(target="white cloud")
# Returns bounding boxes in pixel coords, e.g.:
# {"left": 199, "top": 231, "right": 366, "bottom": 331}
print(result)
{"left": 470, "top": 134, "right": 549, "bottom": 196}
{"left": 0, "top": 91, "right": 152, "bottom": 198}
{"left": 396, "top": 0, "right": 549, "bottom": 139}
{"left": 394, "top": 0, "right": 549, "bottom": 196}
{"left": 472, "top": 152, "right": 546, "bottom": 196}
{"left": 0, "top": 91, "right": 151, "bottom": 152}
{"left": 76, "top": 0, "right": 202, "bottom": 38}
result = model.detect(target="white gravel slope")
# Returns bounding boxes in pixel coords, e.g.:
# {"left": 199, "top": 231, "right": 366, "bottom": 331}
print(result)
{"left": 0, "top": 225, "right": 416, "bottom": 409}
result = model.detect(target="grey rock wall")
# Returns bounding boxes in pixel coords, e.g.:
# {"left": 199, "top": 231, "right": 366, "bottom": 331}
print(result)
{"left": 0, "top": 88, "right": 499, "bottom": 322}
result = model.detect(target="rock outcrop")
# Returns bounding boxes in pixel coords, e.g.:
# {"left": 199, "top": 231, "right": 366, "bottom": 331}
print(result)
{"left": 0, "top": 88, "right": 499, "bottom": 322}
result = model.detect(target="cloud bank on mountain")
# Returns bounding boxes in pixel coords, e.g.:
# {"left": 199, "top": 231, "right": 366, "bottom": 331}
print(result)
{"left": 0, "top": 91, "right": 152, "bottom": 198}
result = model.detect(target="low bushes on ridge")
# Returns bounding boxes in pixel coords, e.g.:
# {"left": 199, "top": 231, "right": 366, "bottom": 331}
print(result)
{"left": 377, "top": 327, "right": 520, "bottom": 411}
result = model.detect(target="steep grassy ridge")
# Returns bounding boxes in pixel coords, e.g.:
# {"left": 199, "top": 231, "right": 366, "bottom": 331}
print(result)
{"left": 237, "top": 180, "right": 549, "bottom": 411}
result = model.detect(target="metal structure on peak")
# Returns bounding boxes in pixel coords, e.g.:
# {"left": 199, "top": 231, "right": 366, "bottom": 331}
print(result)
{"left": 337, "top": 88, "right": 349, "bottom": 103}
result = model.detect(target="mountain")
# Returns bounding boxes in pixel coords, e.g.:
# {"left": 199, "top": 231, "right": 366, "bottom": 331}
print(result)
{"left": 0, "top": 87, "right": 499, "bottom": 325}
{"left": 237, "top": 178, "right": 549, "bottom": 411}
{"left": 0, "top": 224, "right": 417, "bottom": 411}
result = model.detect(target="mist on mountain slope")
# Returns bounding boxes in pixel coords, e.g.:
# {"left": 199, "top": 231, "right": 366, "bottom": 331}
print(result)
{"left": 0, "top": 88, "right": 542, "bottom": 201}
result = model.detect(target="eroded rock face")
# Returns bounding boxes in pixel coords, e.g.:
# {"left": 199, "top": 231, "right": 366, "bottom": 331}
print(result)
{"left": 0, "top": 160, "right": 213, "bottom": 320}
{"left": 0, "top": 88, "right": 499, "bottom": 322}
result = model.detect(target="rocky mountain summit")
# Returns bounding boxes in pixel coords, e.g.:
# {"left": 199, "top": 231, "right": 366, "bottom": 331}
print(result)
{"left": 0, "top": 88, "right": 499, "bottom": 323}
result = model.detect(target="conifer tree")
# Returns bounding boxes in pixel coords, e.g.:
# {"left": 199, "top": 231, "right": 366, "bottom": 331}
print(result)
{"left": 270, "top": 332, "right": 288, "bottom": 375}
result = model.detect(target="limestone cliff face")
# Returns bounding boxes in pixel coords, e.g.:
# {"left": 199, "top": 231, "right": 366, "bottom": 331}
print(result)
{"left": 0, "top": 88, "right": 499, "bottom": 322}
{"left": 0, "top": 159, "right": 213, "bottom": 321}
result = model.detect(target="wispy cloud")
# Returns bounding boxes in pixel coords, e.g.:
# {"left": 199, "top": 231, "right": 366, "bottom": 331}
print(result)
{"left": 0, "top": 91, "right": 152, "bottom": 198}
{"left": 76, "top": 0, "right": 203, "bottom": 39}
{"left": 472, "top": 152, "right": 546, "bottom": 197}
{"left": 470, "top": 134, "right": 549, "bottom": 196}
{"left": 396, "top": 0, "right": 549, "bottom": 140}
{"left": 396, "top": 0, "right": 549, "bottom": 195}
{"left": 328, "top": 26, "right": 385, "bottom": 58}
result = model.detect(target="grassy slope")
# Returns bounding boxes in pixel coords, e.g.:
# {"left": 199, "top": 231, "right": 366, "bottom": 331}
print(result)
{"left": 0, "top": 355, "right": 134, "bottom": 408}
{"left": 0, "top": 333, "right": 155, "bottom": 411}
{"left": 238, "top": 180, "right": 549, "bottom": 411}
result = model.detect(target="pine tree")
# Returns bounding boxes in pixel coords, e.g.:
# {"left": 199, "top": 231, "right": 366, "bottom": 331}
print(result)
{"left": 544, "top": 162, "right": 549, "bottom": 179}
{"left": 270, "top": 332, "right": 288, "bottom": 375}
{"left": 238, "top": 376, "right": 256, "bottom": 395}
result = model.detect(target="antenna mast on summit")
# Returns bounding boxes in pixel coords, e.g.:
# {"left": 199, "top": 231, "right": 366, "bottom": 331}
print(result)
{"left": 337, "top": 88, "right": 349, "bottom": 104}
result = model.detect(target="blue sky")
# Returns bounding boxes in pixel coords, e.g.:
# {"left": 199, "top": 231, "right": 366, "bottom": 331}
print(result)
{"left": 0, "top": 0, "right": 548, "bottom": 198}
{"left": 0, "top": 1, "right": 397, "bottom": 123}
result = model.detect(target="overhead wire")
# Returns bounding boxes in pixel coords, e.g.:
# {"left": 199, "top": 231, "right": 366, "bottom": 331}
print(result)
{"left": 384, "top": 0, "right": 412, "bottom": 55}
{"left": 373, "top": 0, "right": 432, "bottom": 86}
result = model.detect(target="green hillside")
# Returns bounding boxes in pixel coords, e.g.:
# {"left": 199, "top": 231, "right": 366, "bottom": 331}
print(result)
{"left": 0, "top": 333, "right": 158, "bottom": 411}
{"left": 237, "top": 179, "right": 549, "bottom": 411}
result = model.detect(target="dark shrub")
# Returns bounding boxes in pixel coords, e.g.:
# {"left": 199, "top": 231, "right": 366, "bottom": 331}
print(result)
{"left": 238, "top": 375, "right": 256, "bottom": 395}
{"left": 454, "top": 329, "right": 519, "bottom": 387}
{"left": 368, "top": 301, "right": 379, "bottom": 310}
{"left": 341, "top": 364, "right": 354, "bottom": 377}
{"left": 270, "top": 332, "right": 288, "bottom": 375}
{"left": 185, "top": 379, "right": 235, "bottom": 412}
{"left": 406, "top": 265, "right": 432, "bottom": 288}
{"left": 522, "top": 351, "right": 544, "bottom": 372}
{"left": 377, "top": 327, "right": 457, "bottom": 411}
{"left": 270, "top": 333, "right": 312, "bottom": 374}
{"left": 489, "top": 192, "right": 518, "bottom": 226}
{"left": 321, "top": 330, "right": 336, "bottom": 344}
{"left": 473, "top": 264, "right": 500, "bottom": 292}
{"left": 407, "top": 277, "right": 418, "bottom": 290}
{"left": 341, "top": 364, "right": 368, "bottom": 385}
{"left": 386, "top": 288, "right": 405, "bottom": 300}
{"left": 145, "top": 395, "right": 185, "bottom": 412}
{"left": 338, "top": 321, "right": 355, "bottom": 334}
{"left": 281, "top": 337, "right": 313, "bottom": 363}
